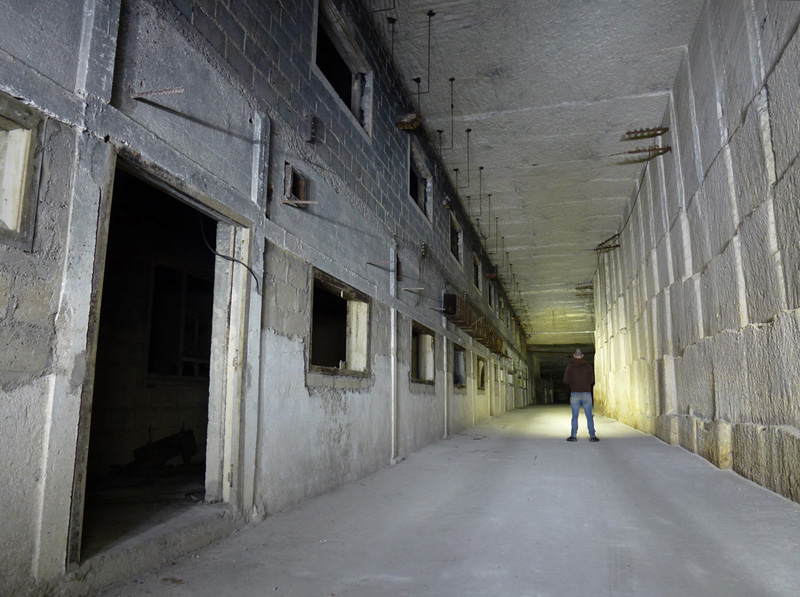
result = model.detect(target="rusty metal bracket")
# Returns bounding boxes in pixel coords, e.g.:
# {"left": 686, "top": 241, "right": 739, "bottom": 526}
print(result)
{"left": 626, "top": 145, "right": 672, "bottom": 160}
{"left": 623, "top": 127, "right": 669, "bottom": 141}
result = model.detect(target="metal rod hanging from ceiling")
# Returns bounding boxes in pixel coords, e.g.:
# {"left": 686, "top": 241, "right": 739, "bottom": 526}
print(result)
{"left": 487, "top": 193, "right": 492, "bottom": 244}
{"left": 476, "top": 166, "right": 484, "bottom": 237}
{"left": 411, "top": 11, "right": 436, "bottom": 96}
{"left": 453, "top": 128, "right": 472, "bottom": 189}
{"left": 437, "top": 78, "right": 456, "bottom": 152}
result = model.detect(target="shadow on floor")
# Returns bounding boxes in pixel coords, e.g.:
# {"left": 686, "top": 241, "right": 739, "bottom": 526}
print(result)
{"left": 81, "top": 464, "right": 205, "bottom": 559}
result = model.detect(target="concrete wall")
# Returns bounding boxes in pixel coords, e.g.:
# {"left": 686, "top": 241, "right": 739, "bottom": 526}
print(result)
{"left": 0, "top": 0, "right": 528, "bottom": 592}
{"left": 595, "top": 0, "right": 800, "bottom": 504}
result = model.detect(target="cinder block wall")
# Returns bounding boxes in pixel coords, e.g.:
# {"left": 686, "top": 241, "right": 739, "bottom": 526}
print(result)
{"left": 594, "top": 1, "right": 800, "bottom": 503}
{"left": 0, "top": 0, "right": 530, "bottom": 590}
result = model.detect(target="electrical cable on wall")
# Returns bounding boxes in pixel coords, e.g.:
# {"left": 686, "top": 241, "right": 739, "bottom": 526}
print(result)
{"left": 198, "top": 217, "right": 261, "bottom": 295}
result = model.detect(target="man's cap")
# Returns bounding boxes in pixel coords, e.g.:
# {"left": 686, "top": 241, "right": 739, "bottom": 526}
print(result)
{"left": 573, "top": 348, "right": 583, "bottom": 357}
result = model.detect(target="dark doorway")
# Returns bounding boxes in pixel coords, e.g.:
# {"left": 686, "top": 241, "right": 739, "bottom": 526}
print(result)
{"left": 81, "top": 169, "right": 217, "bottom": 559}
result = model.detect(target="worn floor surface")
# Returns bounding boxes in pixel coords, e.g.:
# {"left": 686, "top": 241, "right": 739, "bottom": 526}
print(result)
{"left": 99, "top": 405, "right": 800, "bottom": 596}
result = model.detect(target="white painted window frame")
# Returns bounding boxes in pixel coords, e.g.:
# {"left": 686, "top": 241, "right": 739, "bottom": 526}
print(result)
{"left": 0, "top": 91, "right": 43, "bottom": 251}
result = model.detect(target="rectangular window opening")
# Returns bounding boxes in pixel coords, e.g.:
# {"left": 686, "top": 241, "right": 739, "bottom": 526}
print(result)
{"left": 314, "top": 0, "right": 373, "bottom": 131}
{"left": 453, "top": 345, "right": 466, "bottom": 388}
{"left": 0, "top": 91, "right": 41, "bottom": 249}
{"left": 476, "top": 355, "right": 486, "bottom": 391}
{"left": 411, "top": 323, "right": 435, "bottom": 383}
{"left": 450, "top": 213, "right": 462, "bottom": 263}
{"left": 409, "top": 162, "right": 428, "bottom": 216}
{"left": 473, "top": 252, "right": 482, "bottom": 290}
{"left": 283, "top": 162, "right": 308, "bottom": 204}
{"left": 311, "top": 271, "right": 369, "bottom": 374}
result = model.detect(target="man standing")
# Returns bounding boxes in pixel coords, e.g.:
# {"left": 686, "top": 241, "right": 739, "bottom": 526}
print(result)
{"left": 563, "top": 348, "right": 598, "bottom": 442}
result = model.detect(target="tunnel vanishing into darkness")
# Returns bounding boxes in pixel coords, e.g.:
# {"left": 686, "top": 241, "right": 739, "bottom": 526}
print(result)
{"left": 1, "top": 1, "right": 800, "bottom": 594}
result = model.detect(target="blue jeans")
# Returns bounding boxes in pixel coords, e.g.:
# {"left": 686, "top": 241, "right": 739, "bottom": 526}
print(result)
{"left": 570, "top": 392, "right": 596, "bottom": 438}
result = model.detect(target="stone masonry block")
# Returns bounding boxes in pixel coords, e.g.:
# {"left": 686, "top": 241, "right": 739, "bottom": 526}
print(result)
{"left": 730, "top": 98, "right": 772, "bottom": 222}
{"left": 683, "top": 339, "right": 714, "bottom": 420}
{"left": 649, "top": 298, "right": 661, "bottom": 361}
{"left": 689, "top": 5, "right": 724, "bottom": 175}
{"left": 714, "top": 419, "right": 733, "bottom": 469}
{"left": 702, "top": 152, "right": 737, "bottom": 261}
{"left": 678, "top": 414, "right": 697, "bottom": 454}
{"left": 673, "top": 55, "right": 701, "bottom": 201}
{"left": 656, "top": 413, "right": 679, "bottom": 446}
{"left": 710, "top": 330, "right": 748, "bottom": 423}
{"left": 640, "top": 180, "right": 656, "bottom": 255}
{"left": 643, "top": 359, "right": 657, "bottom": 419}
{"left": 656, "top": 291, "right": 672, "bottom": 357}
{"left": 695, "top": 418, "right": 715, "bottom": 463}
{"left": 779, "top": 248, "right": 800, "bottom": 311}
{"left": 687, "top": 187, "right": 711, "bottom": 274}
{"left": 672, "top": 349, "right": 688, "bottom": 412}
{"left": 633, "top": 208, "right": 646, "bottom": 270}
{"left": 732, "top": 422, "right": 768, "bottom": 486}
{"left": 652, "top": 161, "right": 669, "bottom": 244}
{"left": 669, "top": 213, "right": 687, "bottom": 282}
{"left": 656, "top": 236, "right": 672, "bottom": 291}
{"left": 684, "top": 275, "right": 704, "bottom": 346}
{"left": 655, "top": 357, "right": 667, "bottom": 413}
{"left": 755, "top": 0, "right": 800, "bottom": 85}
{"left": 700, "top": 240, "right": 743, "bottom": 336}
{"left": 629, "top": 274, "right": 641, "bottom": 319}
{"left": 765, "top": 424, "right": 800, "bottom": 503}
{"left": 769, "top": 310, "right": 800, "bottom": 428}
{"left": 663, "top": 354, "right": 678, "bottom": 414}
{"left": 772, "top": 159, "right": 800, "bottom": 309}
{"left": 741, "top": 321, "right": 790, "bottom": 426}
{"left": 708, "top": 0, "right": 758, "bottom": 132}
{"left": 739, "top": 200, "right": 786, "bottom": 324}
{"left": 669, "top": 281, "right": 686, "bottom": 355}
{"left": 766, "top": 8, "right": 800, "bottom": 179}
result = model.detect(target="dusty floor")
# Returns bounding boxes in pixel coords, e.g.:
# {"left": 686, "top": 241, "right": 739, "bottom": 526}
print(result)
{"left": 98, "top": 405, "right": 800, "bottom": 596}
{"left": 82, "top": 467, "right": 205, "bottom": 559}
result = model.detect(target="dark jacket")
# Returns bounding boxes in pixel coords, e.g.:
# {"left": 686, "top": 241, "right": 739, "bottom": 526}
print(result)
{"left": 563, "top": 358, "right": 594, "bottom": 392}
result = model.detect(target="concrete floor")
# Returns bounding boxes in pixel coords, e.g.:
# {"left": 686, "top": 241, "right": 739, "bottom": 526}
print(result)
{"left": 99, "top": 406, "right": 800, "bottom": 597}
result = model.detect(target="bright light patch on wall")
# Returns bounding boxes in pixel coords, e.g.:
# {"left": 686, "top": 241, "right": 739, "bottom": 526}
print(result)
{"left": 0, "top": 121, "right": 33, "bottom": 233}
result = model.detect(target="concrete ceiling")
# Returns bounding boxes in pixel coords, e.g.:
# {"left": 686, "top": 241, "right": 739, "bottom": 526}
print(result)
{"left": 363, "top": 0, "right": 704, "bottom": 347}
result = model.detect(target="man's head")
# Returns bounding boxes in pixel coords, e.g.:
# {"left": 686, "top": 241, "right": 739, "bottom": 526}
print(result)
{"left": 573, "top": 348, "right": 583, "bottom": 359}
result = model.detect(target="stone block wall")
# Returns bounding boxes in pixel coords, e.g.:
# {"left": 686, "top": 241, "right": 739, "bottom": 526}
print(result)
{"left": 594, "top": 0, "right": 800, "bottom": 503}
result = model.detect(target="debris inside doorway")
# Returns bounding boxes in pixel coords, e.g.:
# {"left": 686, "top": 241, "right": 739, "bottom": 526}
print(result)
{"left": 122, "top": 427, "right": 198, "bottom": 470}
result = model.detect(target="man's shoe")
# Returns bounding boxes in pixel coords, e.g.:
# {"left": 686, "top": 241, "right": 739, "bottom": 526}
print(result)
{"left": 589, "top": 437, "right": 600, "bottom": 442}
{"left": 566, "top": 436, "right": 577, "bottom": 442}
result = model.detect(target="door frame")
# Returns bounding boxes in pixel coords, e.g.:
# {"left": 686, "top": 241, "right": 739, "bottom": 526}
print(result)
{"left": 65, "top": 157, "right": 253, "bottom": 565}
